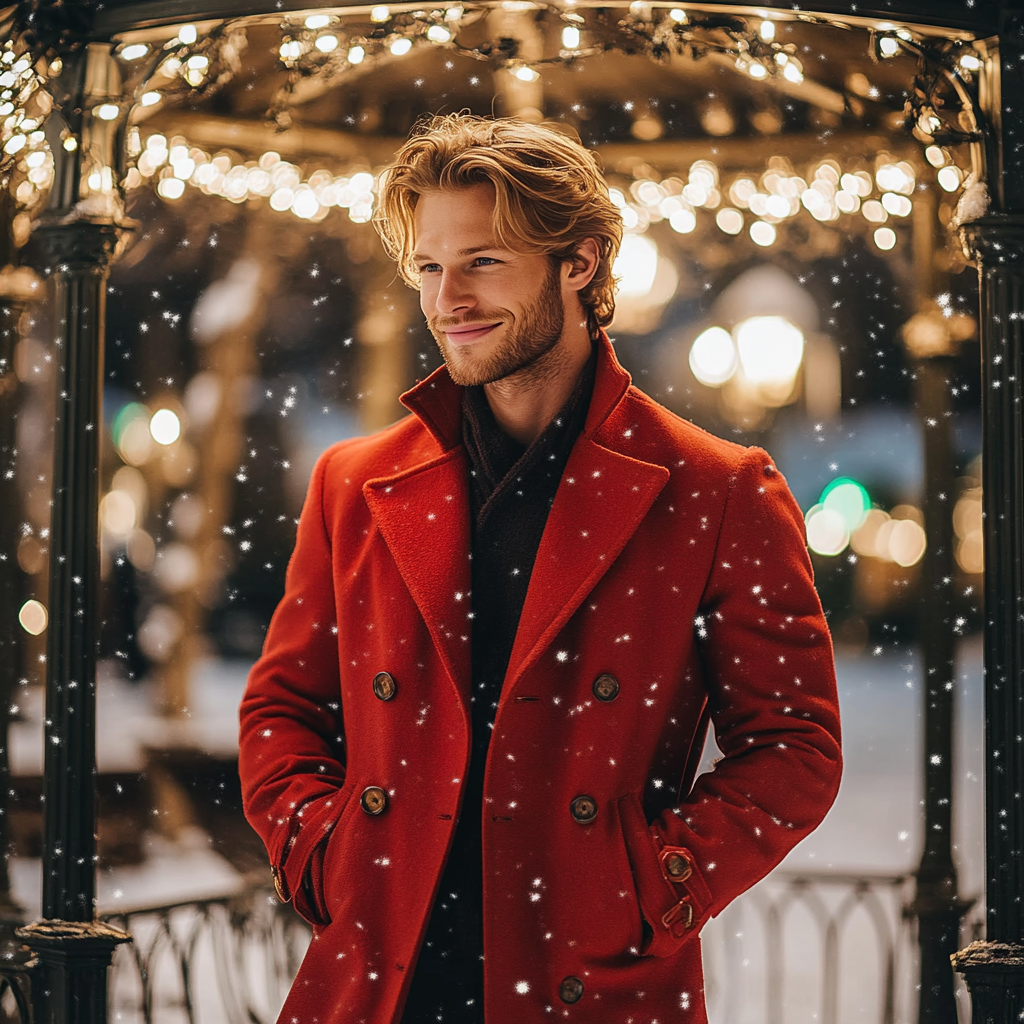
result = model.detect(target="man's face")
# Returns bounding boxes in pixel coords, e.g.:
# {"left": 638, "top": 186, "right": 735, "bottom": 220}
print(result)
{"left": 413, "top": 184, "right": 570, "bottom": 387}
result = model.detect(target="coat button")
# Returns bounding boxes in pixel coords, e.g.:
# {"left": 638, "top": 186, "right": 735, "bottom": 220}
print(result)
{"left": 570, "top": 795, "right": 597, "bottom": 823}
{"left": 559, "top": 976, "right": 584, "bottom": 1004}
{"left": 592, "top": 673, "right": 619, "bottom": 702}
{"left": 372, "top": 671, "right": 397, "bottom": 701}
{"left": 666, "top": 852, "right": 691, "bottom": 878}
{"left": 360, "top": 786, "right": 388, "bottom": 815}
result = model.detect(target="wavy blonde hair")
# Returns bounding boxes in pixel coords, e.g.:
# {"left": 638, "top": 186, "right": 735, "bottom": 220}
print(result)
{"left": 374, "top": 113, "right": 622, "bottom": 329}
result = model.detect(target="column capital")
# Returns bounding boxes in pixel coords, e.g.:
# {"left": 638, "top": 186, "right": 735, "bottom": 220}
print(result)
{"left": 28, "top": 220, "right": 129, "bottom": 274}
{"left": 958, "top": 215, "right": 1024, "bottom": 265}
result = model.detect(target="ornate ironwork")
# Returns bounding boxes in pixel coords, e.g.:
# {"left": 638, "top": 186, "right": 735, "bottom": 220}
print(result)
{"left": 100, "top": 880, "right": 309, "bottom": 1024}
{"left": 0, "top": 869, "right": 978, "bottom": 1024}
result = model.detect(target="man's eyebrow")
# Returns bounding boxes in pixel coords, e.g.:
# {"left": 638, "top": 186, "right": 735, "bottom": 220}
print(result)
{"left": 411, "top": 244, "right": 501, "bottom": 262}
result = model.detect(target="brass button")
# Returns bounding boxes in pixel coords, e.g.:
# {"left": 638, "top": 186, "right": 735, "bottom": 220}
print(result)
{"left": 592, "top": 673, "right": 619, "bottom": 702}
{"left": 372, "top": 671, "right": 397, "bottom": 701}
{"left": 666, "top": 852, "right": 691, "bottom": 879}
{"left": 559, "top": 976, "right": 584, "bottom": 1004}
{"left": 360, "top": 786, "right": 388, "bottom": 815}
{"left": 570, "top": 795, "right": 597, "bottom": 824}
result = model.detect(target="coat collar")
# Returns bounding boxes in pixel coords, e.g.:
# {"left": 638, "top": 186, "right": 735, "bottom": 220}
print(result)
{"left": 399, "top": 329, "right": 633, "bottom": 451}
{"left": 366, "top": 331, "right": 668, "bottom": 703}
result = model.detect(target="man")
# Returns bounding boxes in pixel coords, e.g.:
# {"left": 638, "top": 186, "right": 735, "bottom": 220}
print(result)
{"left": 239, "top": 114, "right": 842, "bottom": 1024}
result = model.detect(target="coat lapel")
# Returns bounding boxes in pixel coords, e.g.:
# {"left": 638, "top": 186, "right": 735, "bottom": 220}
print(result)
{"left": 504, "top": 437, "right": 668, "bottom": 691}
{"left": 363, "top": 389, "right": 472, "bottom": 703}
{"left": 380, "top": 336, "right": 669, "bottom": 699}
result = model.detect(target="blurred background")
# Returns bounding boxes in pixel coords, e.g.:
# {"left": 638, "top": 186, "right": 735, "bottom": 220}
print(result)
{"left": 0, "top": 4, "right": 988, "bottom": 1020}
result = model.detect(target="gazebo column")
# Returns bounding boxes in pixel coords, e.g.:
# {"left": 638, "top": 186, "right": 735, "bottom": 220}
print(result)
{"left": 951, "top": 12, "right": 1024, "bottom": 1020}
{"left": 13, "top": 40, "right": 130, "bottom": 1024}
{"left": 950, "top": 215, "right": 1024, "bottom": 1019}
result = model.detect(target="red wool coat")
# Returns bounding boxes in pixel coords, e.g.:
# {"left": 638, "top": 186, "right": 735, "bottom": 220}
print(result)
{"left": 239, "top": 332, "right": 842, "bottom": 1024}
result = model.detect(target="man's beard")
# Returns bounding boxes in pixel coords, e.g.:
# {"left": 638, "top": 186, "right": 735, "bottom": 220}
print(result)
{"left": 428, "top": 262, "right": 565, "bottom": 387}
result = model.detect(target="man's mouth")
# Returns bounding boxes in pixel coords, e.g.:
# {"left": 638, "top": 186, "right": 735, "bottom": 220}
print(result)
{"left": 442, "top": 322, "right": 502, "bottom": 345}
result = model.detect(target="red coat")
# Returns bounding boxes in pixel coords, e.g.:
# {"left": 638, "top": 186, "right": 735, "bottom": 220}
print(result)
{"left": 239, "top": 332, "right": 842, "bottom": 1023}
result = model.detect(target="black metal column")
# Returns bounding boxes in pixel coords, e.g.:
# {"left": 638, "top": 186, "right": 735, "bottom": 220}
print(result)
{"left": 950, "top": 215, "right": 1024, "bottom": 1020}
{"left": 912, "top": 356, "right": 969, "bottom": 1024}
{"left": 14, "top": 222, "right": 130, "bottom": 1022}
{"left": 950, "top": 8, "right": 1024, "bottom": 1020}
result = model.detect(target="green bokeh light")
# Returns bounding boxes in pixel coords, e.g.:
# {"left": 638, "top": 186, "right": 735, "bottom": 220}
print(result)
{"left": 112, "top": 402, "right": 148, "bottom": 447}
{"left": 819, "top": 477, "right": 871, "bottom": 532}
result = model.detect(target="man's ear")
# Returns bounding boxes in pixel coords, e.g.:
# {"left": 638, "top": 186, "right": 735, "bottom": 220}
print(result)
{"left": 563, "top": 238, "right": 601, "bottom": 293}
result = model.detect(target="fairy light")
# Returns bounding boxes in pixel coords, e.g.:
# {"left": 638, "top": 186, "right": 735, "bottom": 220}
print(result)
{"left": 879, "top": 35, "right": 900, "bottom": 57}
{"left": 119, "top": 14, "right": 968, "bottom": 250}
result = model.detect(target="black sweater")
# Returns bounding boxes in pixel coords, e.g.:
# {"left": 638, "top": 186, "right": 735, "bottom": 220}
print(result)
{"left": 401, "top": 354, "right": 596, "bottom": 1023}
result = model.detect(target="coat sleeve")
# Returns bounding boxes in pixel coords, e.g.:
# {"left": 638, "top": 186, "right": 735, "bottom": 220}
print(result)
{"left": 646, "top": 445, "right": 842, "bottom": 938}
{"left": 238, "top": 446, "right": 348, "bottom": 918}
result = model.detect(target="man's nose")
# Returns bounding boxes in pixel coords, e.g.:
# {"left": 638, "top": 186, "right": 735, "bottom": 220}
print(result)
{"left": 434, "top": 270, "right": 475, "bottom": 315}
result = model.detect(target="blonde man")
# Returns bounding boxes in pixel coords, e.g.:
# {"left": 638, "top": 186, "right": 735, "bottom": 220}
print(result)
{"left": 240, "top": 114, "right": 841, "bottom": 1024}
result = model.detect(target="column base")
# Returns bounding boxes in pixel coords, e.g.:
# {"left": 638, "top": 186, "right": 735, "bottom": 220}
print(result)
{"left": 16, "top": 920, "right": 131, "bottom": 1024}
{"left": 951, "top": 940, "right": 1024, "bottom": 1024}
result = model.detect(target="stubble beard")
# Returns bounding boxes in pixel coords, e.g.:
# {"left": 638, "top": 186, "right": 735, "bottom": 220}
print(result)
{"left": 428, "top": 263, "right": 566, "bottom": 388}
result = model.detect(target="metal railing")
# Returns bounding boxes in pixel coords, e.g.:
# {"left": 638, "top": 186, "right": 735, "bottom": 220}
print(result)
{"left": 100, "top": 879, "right": 311, "bottom": 1024}
{"left": 0, "top": 869, "right": 985, "bottom": 1024}
{"left": 703, "top": 870, "right": 983, "bottom": 1024}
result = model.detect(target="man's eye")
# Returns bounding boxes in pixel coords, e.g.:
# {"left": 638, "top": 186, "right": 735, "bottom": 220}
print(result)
{"left": 419, "top": 263, "right": 441, "bottom": 274}
{"left": 473, "top": 257, "right": 499, "bottom": 266}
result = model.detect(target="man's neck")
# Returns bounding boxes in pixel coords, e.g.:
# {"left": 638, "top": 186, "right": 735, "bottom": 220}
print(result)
{"left": 482, "top": 322, "right": 595, "bottom": 446}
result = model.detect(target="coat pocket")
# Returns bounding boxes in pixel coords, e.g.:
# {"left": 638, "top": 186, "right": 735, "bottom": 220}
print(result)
{"left": 617, "top": 792, "right": 706, "bottom": 959}
{"left": 293, "top": 783, "right": 356, "bottom": 928}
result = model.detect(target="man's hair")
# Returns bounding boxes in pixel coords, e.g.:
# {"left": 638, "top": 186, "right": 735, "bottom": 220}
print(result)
{"left": 374, "top": 113, "right": 622, "bottom": 329}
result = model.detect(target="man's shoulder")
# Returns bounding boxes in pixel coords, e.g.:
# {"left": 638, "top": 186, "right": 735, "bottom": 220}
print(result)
{"left": 315, "top": 412, "right": 438, "bottom": 486}
{"left": 613, "top": 385, "right": 753, "bottom": 476}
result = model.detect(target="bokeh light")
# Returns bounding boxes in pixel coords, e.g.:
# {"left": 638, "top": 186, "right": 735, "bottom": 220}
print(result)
{"left": 19, "top": 599, "right": 47, "bottom": 636}
{"left": 150, "top": 408, "right": 182, "bottom": 446}
{"left": 821, "top": 477, "right": 871, "bottom": 533}
{"left": 689, "top": 326, "right": 737, "bottom": 386}
{"left": 613, "top": 234, "right": 659, "bottom": 296}
{"left": 805, "top": 505, "right": 850, "bottom": 556}
{"left": 733, "top": 315, "right": 804, "bottom": 387}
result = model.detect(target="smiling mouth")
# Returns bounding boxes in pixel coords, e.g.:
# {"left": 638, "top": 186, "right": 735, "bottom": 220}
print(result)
{"left": 443, "top": 323, "right": 502, "bottom": 344}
